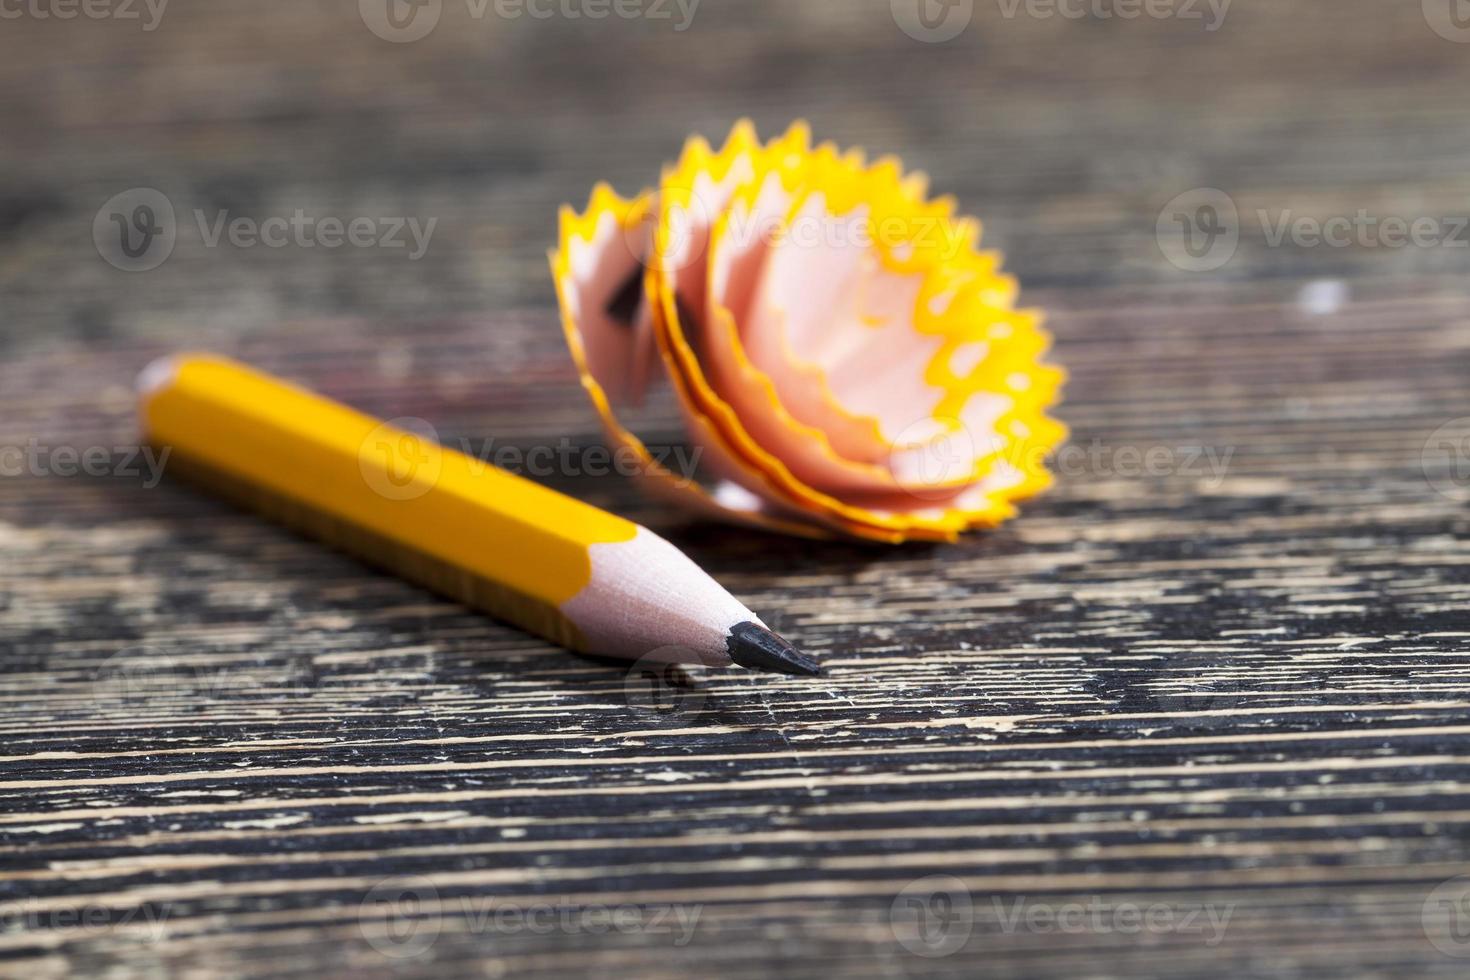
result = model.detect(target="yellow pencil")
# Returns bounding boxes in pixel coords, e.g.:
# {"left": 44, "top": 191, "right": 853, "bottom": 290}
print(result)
{"left": 136, "top": 354, "right": 818, "bottom": 676}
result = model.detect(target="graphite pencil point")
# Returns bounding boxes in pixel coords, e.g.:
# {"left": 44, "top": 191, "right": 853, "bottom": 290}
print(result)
{"left": 725, "top": 621, "right": 821, "bottom": 677}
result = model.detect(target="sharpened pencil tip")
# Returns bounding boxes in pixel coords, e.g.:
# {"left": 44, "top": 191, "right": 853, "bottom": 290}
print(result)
{"left": 726, "top": 621, "right": 821, "bottom": 677}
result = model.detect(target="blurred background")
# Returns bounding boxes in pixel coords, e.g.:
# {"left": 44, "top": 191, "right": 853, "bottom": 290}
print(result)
{"left": 4, "top": 0, "right": 1469, "bottom": 349}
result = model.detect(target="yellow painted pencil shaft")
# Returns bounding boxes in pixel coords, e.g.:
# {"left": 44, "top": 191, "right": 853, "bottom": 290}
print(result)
{"left": 138, "top": 353, "right": 639, "bottom": 652}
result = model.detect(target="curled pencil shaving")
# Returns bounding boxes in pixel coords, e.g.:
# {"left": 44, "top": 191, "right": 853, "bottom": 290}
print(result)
{"left": 551, "top": 120, "right": 1066, "bottom": 543}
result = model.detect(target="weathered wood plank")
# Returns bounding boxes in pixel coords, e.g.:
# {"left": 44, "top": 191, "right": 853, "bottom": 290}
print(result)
{"left": 4, "top": 1, "right": 1470, "bottom": 978}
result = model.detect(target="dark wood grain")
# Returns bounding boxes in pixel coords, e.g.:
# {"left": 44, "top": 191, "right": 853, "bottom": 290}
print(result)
{"left": 4, "top": 1, "right": 1470, "bottom": 978}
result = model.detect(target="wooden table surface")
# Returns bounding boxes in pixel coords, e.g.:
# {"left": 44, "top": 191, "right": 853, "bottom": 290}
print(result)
{"left": 5, "top": 2, "right": 1470, "bottom": 977}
